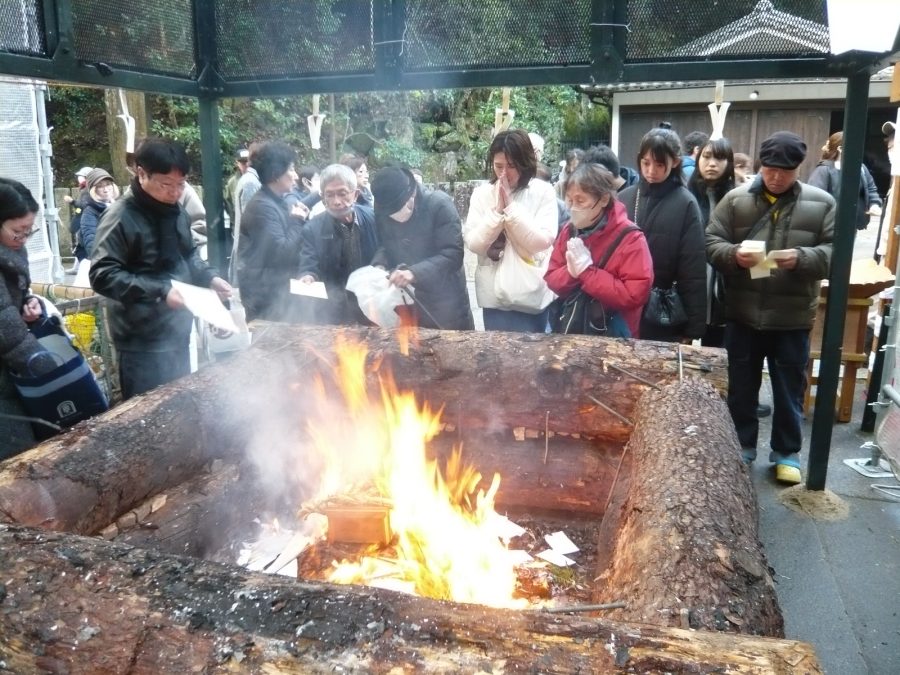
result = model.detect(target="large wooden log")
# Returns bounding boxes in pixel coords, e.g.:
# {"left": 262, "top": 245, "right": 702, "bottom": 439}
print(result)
{"left": 0, "top": 525, "right": 821, "bottom": 674}
{"left": 0, "top": 327, "right": 725, "bottom": 533}
{"left": 250, "top": 324, "right": 727, "bottom": 443}
{"left": 595, "top": 377, "right": 784, "bottom": 637}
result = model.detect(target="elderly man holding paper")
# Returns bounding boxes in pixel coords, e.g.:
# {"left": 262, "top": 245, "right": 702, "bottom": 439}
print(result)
{"left": 706, "top": 131, "right": 834, "bottom": 484}
{"left": 91, "top": 138, "right": 232, "bottom": 400}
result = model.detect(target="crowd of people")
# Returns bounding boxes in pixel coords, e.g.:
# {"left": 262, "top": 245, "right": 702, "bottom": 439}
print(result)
{"left": 1, "top": 121, "right": 895, "bottom": 479}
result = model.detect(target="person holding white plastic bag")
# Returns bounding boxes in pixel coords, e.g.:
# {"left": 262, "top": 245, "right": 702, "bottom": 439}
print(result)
{"left": 369, "top": 166, "right": 473, "bottom": 330}
{"left": 464, "top": 129, "right": 557, "bottom": 332}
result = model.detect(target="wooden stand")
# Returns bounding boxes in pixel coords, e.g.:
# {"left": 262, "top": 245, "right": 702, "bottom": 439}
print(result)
{"left": 805, "top": 295, "right": 872, "bottom": 423}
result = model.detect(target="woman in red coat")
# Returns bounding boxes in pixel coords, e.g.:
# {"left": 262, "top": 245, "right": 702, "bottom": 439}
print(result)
{"left": 544, "top": 163, "right": 653, "bottom": 338}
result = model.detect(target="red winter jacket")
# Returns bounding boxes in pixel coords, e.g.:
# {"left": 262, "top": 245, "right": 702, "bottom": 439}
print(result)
{"left": 544, "top": 199, "right": 654, "bottom": 338}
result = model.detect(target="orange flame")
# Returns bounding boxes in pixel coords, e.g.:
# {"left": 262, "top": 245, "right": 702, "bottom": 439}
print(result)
{"left": 304, "top": 335, "right": 520, "bottom": 607}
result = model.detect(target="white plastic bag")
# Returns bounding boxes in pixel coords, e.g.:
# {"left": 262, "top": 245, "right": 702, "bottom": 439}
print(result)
{"left": 73, "top": 258, "right": 91, "bottom": 288}
{"left": 493, "top": 241, "right": 555, "bottom": 314}
{"left": 346, "top": 265, "right": 407, "bottom": 328}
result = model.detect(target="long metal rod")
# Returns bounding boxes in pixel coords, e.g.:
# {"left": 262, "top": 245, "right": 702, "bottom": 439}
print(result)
{"left": 807, "top": 68, "right": 871, "bottom": 491}
{"left": 605, "top": 362, "right": 661, "bottom": 390}
{"left": 587, "top": 394, "right": 633, "bottom": 426}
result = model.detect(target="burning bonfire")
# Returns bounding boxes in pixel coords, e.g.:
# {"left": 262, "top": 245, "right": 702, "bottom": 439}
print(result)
{"left": 239, "top": 334, "right": 580, "bottom": 609}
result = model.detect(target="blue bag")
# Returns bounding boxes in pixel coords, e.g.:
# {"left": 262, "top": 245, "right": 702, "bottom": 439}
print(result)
{"left": 11, "top": 314, "right": 109, "bottom": 440}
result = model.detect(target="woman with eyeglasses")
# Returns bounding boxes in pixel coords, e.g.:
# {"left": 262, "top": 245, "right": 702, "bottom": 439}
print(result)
{"left": 1, "top": 178, "right": 62, "bottom": 458}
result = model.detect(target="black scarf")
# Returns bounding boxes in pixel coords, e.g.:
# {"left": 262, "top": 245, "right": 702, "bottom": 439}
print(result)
{"left": 131, "top": 177, "right": 182, "bottom": 272}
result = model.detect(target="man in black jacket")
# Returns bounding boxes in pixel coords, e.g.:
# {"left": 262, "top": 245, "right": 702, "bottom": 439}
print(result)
{"left": 369, "top": 166, "right": 473, "bottom": 330}
{"left": 90, "top": 138, "right": 232, "bottom": 400}
{"left": 297, "top": 164, "right": 378, "bottom": 325}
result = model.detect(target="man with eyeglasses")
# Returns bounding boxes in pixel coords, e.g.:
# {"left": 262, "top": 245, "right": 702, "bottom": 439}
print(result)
{"left": 90, "top": 137, "right": 232, "bottom": 400}
{"left": 297, "top": 163, "right": 378, "bottom": 325}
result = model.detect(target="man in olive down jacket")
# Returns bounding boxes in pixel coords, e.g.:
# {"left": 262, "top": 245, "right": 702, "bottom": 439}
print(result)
{"left": 706, "top": 131, "right": 834, "bottom": 485}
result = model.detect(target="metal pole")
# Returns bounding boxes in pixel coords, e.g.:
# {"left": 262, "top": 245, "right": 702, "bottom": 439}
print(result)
{"left": 807, "top": 68, "right": 871, "bottom": 490}
{"left": 34, "top": 81, "right": 63, "bottom": 281}
{"left": 197, "top": 98, "right": 225, "bottom": 271}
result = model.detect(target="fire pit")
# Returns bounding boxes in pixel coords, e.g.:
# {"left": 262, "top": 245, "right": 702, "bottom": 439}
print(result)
{"left": 0, "top": 325, "right": 822, "bottom": 672}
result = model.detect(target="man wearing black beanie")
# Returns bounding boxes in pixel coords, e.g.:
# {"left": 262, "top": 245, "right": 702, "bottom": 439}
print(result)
{"left": 707, "top": 131, "right": 834, "bottom": 485}
{"left": 369, "top": 166, "right": 473, "bottom": 330}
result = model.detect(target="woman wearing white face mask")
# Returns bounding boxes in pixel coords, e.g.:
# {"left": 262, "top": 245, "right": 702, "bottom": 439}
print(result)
{"left": 545, "top": 163, "right": 653, "bottom": 338}
{"left": 369, "top": 166, "right": 473, "bottom": 330}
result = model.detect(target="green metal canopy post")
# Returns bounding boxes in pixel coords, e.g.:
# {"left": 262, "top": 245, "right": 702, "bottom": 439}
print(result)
{"left": 193, "top": 0, "right": 226, "bottom": 272}
{"left": 806, "top": 67, "right": 871, "bottom": 490}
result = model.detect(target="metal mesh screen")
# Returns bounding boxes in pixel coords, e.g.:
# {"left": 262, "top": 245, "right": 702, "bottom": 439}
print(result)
{"left": 0, "top": 79, "right": 54, "bottom": 283}
{"left": 405, "top": 0, "right": 591, "bottom": 70}
{"left": 0, "top": 0, "right": 45, "bottom": 55}
{"left": 215, "top": 0, "right": 374, "bottom": 79}
{"left": 70, "top": 0, "right": 196, "bottom": 77}
{"left": 627, "top": 0, "right": 829, "bottom": 61}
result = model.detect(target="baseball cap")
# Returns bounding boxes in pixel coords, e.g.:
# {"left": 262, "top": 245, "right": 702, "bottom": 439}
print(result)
{"left": 883, "top": 121, "right": 896, "bottom": 136}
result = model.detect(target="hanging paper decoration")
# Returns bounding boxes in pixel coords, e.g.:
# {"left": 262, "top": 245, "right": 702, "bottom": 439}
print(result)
{"left": 707, "top": 80, "right": 730, "bottom": 141}
{"left": 307, "top": 94, "right": 326, "bottom": 150}
{"left": 116, "top": 88, "right": 136, "bottom": 153}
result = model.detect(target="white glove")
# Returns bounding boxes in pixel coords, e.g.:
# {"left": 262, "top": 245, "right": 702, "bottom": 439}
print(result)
{"left": 565, "top": 237, "right": 592, "bottom": 277}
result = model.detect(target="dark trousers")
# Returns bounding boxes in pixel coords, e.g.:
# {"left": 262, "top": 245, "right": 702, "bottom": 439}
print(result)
{"left": 724, "top": 322, "right": 809, "bottom": 454}
{"left": 118, "top": 347, "right": 191, "bottom": 400}
{"left": 483, "top": 307, "right": 550, "bottom": 333}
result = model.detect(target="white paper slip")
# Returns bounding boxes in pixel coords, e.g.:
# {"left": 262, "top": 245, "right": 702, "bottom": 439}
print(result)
{"left": 171, "top": 280, "right": 238, "bottom": 333}
{"left": 290, "top": 278, "right": 328, "bottom": 299}
{"left": 544, "top": 530, "right": 579, "bottom": 555}
{"left": 537, "top": 549, "right": 576, "bottom": 567}
{"left": 486, "top": 512, "right": 527, "bottom": 542}
{"left": 506, "top": 549, "right": 534, "bottom": 566}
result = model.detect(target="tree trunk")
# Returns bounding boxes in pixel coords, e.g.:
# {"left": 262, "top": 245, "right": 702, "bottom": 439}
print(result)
{"left": 595, "top": 377, "right": 784, "bottom": 636}
{"left": 251, "top": 325, "right": 727, "bottom": 444}
{"left": 104, "top": 88, "right": 147, "bottom": 184}
{"left": 0, "top": 326, "right": 725, "bottom": 532}
{"left": 0, "top": 525, "right": 821, "bottom": 675}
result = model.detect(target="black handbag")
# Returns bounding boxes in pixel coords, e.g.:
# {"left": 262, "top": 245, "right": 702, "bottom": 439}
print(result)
{"left": 551, "top": 289, "right": 632, "bottom": 337}
{"left": 643, "top": 284, "right": 688, "bottom": 328}
{"left": 549, "top": 226, "right": 638, "bottom": 337}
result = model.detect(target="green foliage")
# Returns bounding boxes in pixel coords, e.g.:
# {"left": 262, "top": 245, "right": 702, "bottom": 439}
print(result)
{"left": 47, "top": 85, "right": 610, "bottom": 184}
{"left": 371, "top": 139, "right": 426, "bottom": 171}
{"left": 45, "top": 86, "right": 110, "bottom": 184}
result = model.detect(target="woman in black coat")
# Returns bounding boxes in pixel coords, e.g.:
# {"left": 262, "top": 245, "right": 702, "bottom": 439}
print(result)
{"left": 688, "top": 137, "right": 736, "bottom": 347}
{"left": 236, "top": 141, "right": 306, "bottom": 322}
{"left": 808, "top": 131, "right": 882, "bottom": 230}
{"left": 619, "top": 128, "right": 707, "bottom": 342}
{"left": 0, "top": 178, "right": 58, "bottom": 459}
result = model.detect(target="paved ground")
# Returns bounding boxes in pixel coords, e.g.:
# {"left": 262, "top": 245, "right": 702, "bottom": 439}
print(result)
{"left": 752, "top": 391, "right": 900, "bottom": 674}
{"left": 751, "top": 218, "right": 899, "bottom": 674}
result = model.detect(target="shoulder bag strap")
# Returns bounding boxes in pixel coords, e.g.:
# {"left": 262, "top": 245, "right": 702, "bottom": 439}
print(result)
{"left": 597, "top": 225, "right": 639, "bottom": 270}
{"left": 744, "top": 194, "right": 795, "bottom": 242}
